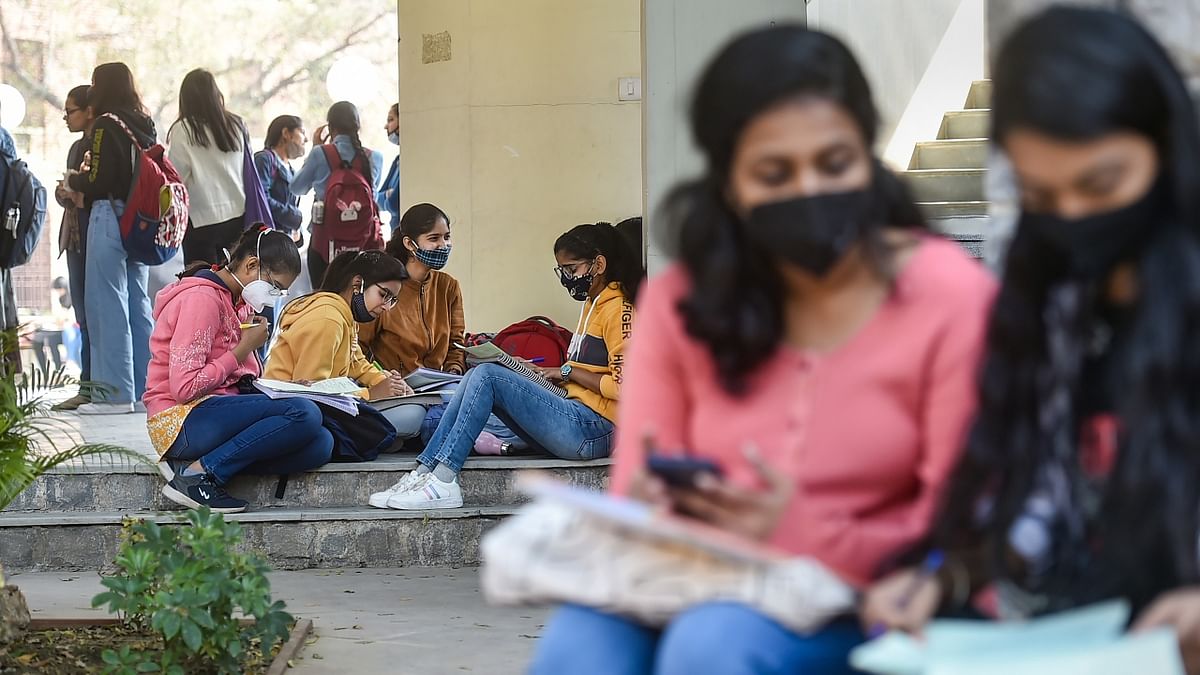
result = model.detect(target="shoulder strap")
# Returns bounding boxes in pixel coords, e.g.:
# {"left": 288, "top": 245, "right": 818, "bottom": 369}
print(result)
{"left": 101, "top": 112, "right": 141, "bottom": 148}
{"left": 321, "top": 144, "right": 347, "bottom": 171}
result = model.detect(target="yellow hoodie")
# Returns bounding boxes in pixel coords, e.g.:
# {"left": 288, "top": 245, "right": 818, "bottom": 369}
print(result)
{"left": 565, "top": 283, "right": 635, "bottom": 423}
{"left": 263, "top": 292, "right": 388, "bottom": 399}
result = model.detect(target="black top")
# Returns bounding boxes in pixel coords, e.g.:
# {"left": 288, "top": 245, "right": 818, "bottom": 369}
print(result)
{"left": 67, "top": 109, "right": 156, "bottom": 206}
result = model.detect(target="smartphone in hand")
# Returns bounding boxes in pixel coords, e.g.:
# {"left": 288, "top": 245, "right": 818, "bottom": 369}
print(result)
{"left": 647, "top": 454, "right": 723, "bottom": 489}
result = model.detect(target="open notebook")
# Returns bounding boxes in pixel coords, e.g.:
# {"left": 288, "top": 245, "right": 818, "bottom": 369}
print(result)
{"left": 851, "top": 600, "right": 1184, "bottom": 675}
{"left": 457, "top": 343, "right": 568, "bottom": 397}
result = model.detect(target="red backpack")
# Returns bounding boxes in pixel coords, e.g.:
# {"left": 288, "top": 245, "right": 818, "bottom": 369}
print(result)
{"left": 101, "top": 113, "right": 188, "bottom": 265}
{"left": 311, "top": 144, "right": 383, "bottom": 262}
{"left": 492, "top": 316, "right": 573, "bottom": 367}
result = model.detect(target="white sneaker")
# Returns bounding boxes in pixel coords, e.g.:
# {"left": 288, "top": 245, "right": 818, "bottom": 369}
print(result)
{"left": 385, "top": 473, "right": 463, "bottom": 510}
{"left": 76, "top": 402, "right": 136, "bottom": 415}
{"left": 367, "top": 470, "right": 427, "bottom": 509}
{"left": 133, "top": 401, "right": 147, "bottom": 414}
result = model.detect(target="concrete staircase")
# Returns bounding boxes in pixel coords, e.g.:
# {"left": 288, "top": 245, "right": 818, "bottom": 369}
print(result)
{"left": 902, "top": 80, "right": 992, "bottom": 257}
{"left": 2, "top": 453, "right": 609, "bottom": 572}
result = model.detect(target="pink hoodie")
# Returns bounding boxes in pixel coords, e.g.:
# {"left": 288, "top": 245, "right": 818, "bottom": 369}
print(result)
{"left": 144, "top": 274, "right": 260, "bottom": 418}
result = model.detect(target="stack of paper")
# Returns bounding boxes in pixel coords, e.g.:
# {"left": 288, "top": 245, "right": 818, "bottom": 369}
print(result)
{"left": 254, "top": 378, "right": 360, "bottom": 415}
{"left": 851, "top": 600, "right": 1184, "bottom": 675}
{"left": 404, "top": 368, "right": 462, "bottom": 392}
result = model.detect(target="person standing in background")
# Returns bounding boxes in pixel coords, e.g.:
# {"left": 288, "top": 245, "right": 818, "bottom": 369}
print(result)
{"left": 290, "top": 101, "right": 384, "bottom": 288}
{"left": 168, "top": 69, "right": 247, "bottom": 266}
{"left": 66, "top": 62, "right": 156, "bottom": 415}
{"left": 255, "top": 115, "right": 306, "bottom": 247}
{"left": 377, "top": 103, "right": 401, "bottom": 235}
{"left": 53, "top": 84, "right": 94, "bottom": 410}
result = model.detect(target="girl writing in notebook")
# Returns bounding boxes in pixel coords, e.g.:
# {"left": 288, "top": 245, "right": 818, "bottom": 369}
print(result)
{"left": 863, "top": 9, "right": 1200, "bottom": 671}
{"left": 147, "top": 227, "right": 331, "bottom": 514}
{"left": 531, "top": 26, "right": 996, "bottom": 674}
{"left": 264, "top": 250, "right": 424, "bottom": 442}
{"left": 369, "top": 222, "right": 644, "bottom": 510}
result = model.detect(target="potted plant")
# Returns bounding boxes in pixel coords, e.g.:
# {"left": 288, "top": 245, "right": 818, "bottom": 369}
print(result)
{"left": 0, "top": 327, "right": 141, "bottom": 642}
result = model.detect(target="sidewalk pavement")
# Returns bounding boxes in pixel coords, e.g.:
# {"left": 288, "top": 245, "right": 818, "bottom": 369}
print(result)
{"left": 9, "top": 566, "right": 547, "bottom": 674}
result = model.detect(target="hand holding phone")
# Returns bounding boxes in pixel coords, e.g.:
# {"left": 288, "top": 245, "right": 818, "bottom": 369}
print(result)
{"left": 647, "top": 454, "right": 724, "bottom": 488}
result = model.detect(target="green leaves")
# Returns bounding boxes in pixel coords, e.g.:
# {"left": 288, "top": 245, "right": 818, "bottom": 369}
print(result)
{"left": 90, "top": 507, "right": 293, "bottom": 673}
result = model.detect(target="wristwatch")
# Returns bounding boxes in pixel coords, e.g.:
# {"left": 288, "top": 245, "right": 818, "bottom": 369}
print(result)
{"left": 560, "top": 363, "right": 573, "bottom": 383}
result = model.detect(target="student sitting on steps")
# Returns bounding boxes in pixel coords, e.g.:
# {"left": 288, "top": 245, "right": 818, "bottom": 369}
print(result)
{"left": 148, "top": 227, "right": 332, "bottom": 514}
{"left": 369, "top": 222, "right": 644, "bottom": 511}
{"left": 264, "top": 249, "right": 425, "bottom": 442}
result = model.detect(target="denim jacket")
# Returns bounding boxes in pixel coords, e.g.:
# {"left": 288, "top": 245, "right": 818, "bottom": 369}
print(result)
{"left": 253, "top": 149, "right": 302, "bottom": 232}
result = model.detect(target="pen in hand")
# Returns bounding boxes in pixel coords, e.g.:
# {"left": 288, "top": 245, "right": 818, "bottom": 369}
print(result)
{"left": 869, "top": 549, "right": 944, "bottom": 638}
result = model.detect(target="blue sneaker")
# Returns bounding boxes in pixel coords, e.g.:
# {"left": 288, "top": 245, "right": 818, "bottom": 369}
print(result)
{"left": 161, "top": 471, "right": 247, "bottom": 514}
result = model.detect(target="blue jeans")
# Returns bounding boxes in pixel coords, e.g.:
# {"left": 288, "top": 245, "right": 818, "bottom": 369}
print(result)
{"left": 420, "top": 380, "right": 528, "bottom": 450}
{"left": 530, "top": 604, "right": 865, "bottom": 675}
{"left": 163, "top": 394, "right": 334, "bottom": 485}
{"left": 66, "top": 245, "right": 89, "bottom": 380}
{"left": 418, "top": 363, "right": 614, "bottom": 473}
{"left": 85, "top": 200, "right": 151, "bottom": 403}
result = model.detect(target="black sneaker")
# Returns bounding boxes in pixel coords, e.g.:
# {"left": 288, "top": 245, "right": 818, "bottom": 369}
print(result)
{"left": 161, "top": 471, "right": 248, "bottom": 513}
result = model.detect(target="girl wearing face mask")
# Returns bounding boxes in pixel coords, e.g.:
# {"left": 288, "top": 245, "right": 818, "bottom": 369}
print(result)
{"left": 369, "top": 222, "right": 643, "bottom": 511}
{"left": 146, "top": 227, "right": 331, "bottom": 514}
{"left": 531, "top": 26, "right": 996, "bottom": 675}
{"left": 377, "top": 103, "right": 401, "bottom": 233}
{"left": 360, "top": 203, "right": 463, "bottom": 375}
{"left": 255, "top": 115, "right": 306, "bottom": 246}
{"left": 864, "top": 9, "right": 1200, "bottom": 671}
{"left": 263, "top": 250, "right": 424, "bottom": 441}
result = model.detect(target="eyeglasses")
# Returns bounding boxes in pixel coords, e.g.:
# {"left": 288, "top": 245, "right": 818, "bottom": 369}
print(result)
{"left": 373, "top": 284, "right": 399, "bottom": 308}
{"left": 63, "top": 107, "right": 83, "bottom": 117}
{"left": 553, "top": 260, "right": 594, "bottom": 281}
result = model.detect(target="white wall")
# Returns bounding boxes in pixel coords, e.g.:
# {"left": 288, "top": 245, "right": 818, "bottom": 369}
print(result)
{"left": 399, "top": 0, "right": 643, "bottom": 331}
{"left": 811, "top": 0, "right": 984, "bottom": 168}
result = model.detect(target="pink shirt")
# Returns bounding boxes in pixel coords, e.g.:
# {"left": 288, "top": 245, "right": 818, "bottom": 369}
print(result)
{"left": 610, "top": 237, "right": 998, "bottom": 586}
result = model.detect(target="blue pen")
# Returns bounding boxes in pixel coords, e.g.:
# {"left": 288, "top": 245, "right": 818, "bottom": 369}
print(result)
{"left": 530, "top": 357, "right": 545, "bottom": 364}
{"left": 869, "top": 549, "right": 944, "bottom": 638}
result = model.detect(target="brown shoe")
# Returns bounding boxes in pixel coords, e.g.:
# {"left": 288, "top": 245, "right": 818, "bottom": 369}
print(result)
{"left": 52, "top": 393, "right": 91, "bottom": 411}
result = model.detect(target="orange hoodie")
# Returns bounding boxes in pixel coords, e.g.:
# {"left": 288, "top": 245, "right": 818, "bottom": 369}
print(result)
{"left": 358, "top": 270, "right": 466, "bottom": 375}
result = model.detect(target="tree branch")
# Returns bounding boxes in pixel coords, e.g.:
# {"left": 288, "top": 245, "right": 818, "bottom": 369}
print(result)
{"left": 244, "top": 8, "right": 391, "bottom": 108}
{"left": 0, "top": 5, "right": 62, "bottom": 112}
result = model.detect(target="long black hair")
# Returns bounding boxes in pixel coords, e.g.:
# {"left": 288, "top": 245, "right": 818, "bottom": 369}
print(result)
{"left": 326, "top": 101, "right": 372, "bottom": 186}
{"left": 175, "top": 69, "right": 242, "bottom": 153}
{"left": 319, "top": 249, "right": 408, "bottom": 294}
{"left": 89, "top": 63, "right": 146, "bottom": 116}
{"left": 554, "top": 222, "right": 645, "bottom": 305}
{"left": 662, "top": 25, "right": 925, "bottom": 394}
{"left": 178, "top": 225, "right": 301, "bottom": 280}
{"left": 264, "top": 115, "right": 303, "bottom": 150}
{"left": 387, "top": 203, "right": 449, "bottom": 264}
{"left": 935, "top": 7, "right": 1200, "bottom": 611}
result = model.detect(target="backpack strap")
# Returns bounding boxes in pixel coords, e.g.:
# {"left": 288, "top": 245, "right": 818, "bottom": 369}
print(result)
{"left": 320, "top": 143, "right": 347, "bottom": 171}
{"left": 101, "top": 112, "right": 142, "bottom": 148}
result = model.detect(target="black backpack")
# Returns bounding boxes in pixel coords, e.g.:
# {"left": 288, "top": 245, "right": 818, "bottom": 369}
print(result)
{"left": 0, "top": 149, "right": 47, "bottom": 268}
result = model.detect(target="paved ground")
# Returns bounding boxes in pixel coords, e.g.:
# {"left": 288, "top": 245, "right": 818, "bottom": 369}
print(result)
{"left": 10, "top": 567, "right": 547, "bottom": 674}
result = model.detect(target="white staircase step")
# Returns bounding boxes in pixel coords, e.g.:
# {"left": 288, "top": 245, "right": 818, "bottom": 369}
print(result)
{"left": 911, "top": 138, "right": 988, "bottom": 170}
{"left": 939, "top": 110, "right": 990, "bottom": 140}
{"left": 903, "top": 168, "right": 986, "bottom": 203}
{"left": 966, "top": 80, "right": 992, "bottom": 110}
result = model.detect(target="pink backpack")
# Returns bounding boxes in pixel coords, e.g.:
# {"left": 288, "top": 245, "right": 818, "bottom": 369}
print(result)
{"left": 311, "top": 144, "right": 383, "bottom": 262}
{"left": 101, "top": 113, "right": 188, "bottom": 265}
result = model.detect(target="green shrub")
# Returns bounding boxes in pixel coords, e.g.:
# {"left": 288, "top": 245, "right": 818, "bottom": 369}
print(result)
{"left": 91, "top": 508, "right": 293, "bottom": 675}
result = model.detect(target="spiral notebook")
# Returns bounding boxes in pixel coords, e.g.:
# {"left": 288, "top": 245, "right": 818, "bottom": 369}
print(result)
{"left": 457, "top": 343, "right": 568, "bottom": 397}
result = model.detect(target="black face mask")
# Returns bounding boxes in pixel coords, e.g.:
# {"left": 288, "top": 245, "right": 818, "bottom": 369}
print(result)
{"left": 350, "top": 288, "right": 376, "bottom": 323}
{"left": 746, "top": 189, "right": 875, "bottom": 277}
{"left": 1019, "top": 178, "right": 1168, "bottom": 281}
{"left": 558, "top": 269, "right": 594, "bottom": 302}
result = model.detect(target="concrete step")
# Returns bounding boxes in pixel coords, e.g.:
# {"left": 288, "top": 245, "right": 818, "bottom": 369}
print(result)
{"left": 918, "top": 200, "right": 989, "bottom": 220}
{"left": 910, "top": 138, "right": 988, "bottom": 170}
{"left": 0, "top": 506, "right": 516, "bottom": 572}
{"left": 903, "top": 168, "right": 986, "bottom": 203}
{"left": 966, "top": 79, "right": 992, "bottom": 110}
{"left": 939, "top": 110, "right": 990, "bottom": 140}
{"left": 8, "top": 455, "right": 610, "bottom": 512}
{"left": 946, "top": 232, "right": 985, "bottom": 259}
